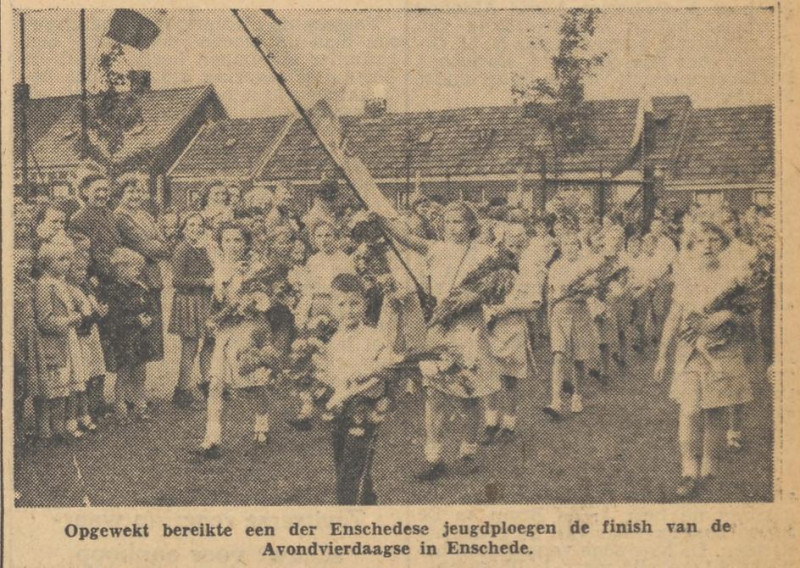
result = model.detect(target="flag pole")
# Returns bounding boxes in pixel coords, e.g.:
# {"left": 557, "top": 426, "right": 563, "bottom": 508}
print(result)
{"left": 230, "top": 9, "right": 430, "bottom": 306}
{"left": 18, "top": 11, "right": 29, "bottom": 200}
{"left": 79, "top": 8, "right": 88, "bottom": 160}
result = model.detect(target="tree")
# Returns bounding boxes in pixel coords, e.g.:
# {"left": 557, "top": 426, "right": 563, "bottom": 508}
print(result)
{"left": 512, "top": 9, "right": 607, "bottom": 175}
{"left": 82, "top": 42, "right": 145, "bottom": 168}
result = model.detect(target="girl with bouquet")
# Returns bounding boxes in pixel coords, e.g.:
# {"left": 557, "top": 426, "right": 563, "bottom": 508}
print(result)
{"left": 481, "top": 224, "right": 547, "bottom": 444}
{"left": 544, "top": 231, "right": 606, "bottom": 420}
{"left": 382, "top": 201, "right": 504, "bottom": 480}
{"left": 655, "top": 215, "right": 758, "bottom": 498}
{"left": 196, "top": 223, "right": 295, "bottom": 459}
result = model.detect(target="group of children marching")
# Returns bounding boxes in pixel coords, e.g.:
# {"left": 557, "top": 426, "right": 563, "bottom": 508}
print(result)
{"left": 14, "top": 176, "right": 773, "bottom": 503}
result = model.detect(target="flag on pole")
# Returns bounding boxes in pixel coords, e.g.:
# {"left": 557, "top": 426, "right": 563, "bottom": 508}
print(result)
{"left": 106, "top": 9, "right": 167, "bottom": 50}
{"left": 237, "top": 9, "right": 399, "bottom": 219}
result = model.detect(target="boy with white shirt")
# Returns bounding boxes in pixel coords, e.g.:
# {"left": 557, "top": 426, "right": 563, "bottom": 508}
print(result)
{"left": 317, "top": 273, "right": 403, "bottom": 504}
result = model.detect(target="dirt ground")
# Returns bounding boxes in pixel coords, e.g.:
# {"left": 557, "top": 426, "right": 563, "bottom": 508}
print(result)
{"left": 14, "top": 334, "right": 773, "bottom": 507}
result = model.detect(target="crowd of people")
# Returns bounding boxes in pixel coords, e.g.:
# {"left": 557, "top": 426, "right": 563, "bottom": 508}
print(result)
{"left": 13, "top": 166, "right": 774, "bottom": 504}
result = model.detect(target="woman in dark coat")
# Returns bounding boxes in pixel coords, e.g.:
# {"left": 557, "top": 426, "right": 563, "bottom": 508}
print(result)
{"left": 113, "top": 174, "right": 171, "bottom": 363}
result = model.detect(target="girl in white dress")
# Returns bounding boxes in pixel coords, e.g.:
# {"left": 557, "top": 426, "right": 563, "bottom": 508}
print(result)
{"left": 482, "top": 224, "right": 547, "bottom": 444}
{"left": 383, "top": 202, "right": 501, "bottom": 480}
{"left": 655, "top": 218, "right": 755, "bottom": 498}
{"left": 545, "top": 232, "right": 604, "bottom": 420}
{"left": 197, "top": 224, "right": 287, "bottom": 458}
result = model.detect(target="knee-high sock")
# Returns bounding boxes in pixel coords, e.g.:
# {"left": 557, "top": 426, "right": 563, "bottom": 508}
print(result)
{"left": 679, "top": 409, "right": 702, "bottom": 478}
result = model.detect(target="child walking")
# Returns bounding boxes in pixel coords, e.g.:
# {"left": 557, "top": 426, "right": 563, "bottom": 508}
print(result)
{"left": 544, "top": 232, "right": 604, "bottom": 420}
{"left": 318, "top": 273, "right": 404, "bottom": 504}
{"left": 197, "top": 223, "right": 294, "bottom": 458}
{"left": 482, "top": 224, "right": 546, "bottom": 444}
{"left": 168, "top": 213, "right": 215, "bottom": 407}
{"left": 655, "top": 217, "right": 755, "bottom": 498}
{"left": 383, "top": 202, "right": 502, "bottom": 480}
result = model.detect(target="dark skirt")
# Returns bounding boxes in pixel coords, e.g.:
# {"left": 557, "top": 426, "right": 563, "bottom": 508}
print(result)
{"left": 147, "top": 290, "right": 165, "bottom": 362}
{"left": 99, "top": 289, "right": 165, "bottom": 371}
{"left": 169, "top": 289, "right": 213, "bottom": 338}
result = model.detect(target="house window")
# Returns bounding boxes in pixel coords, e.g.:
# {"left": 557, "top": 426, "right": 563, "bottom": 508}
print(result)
{"left": 753, "top": 191, "right": 773, "bottom": 207}
{"left": 694, "top": 191, "right": 724, "bottom": 206}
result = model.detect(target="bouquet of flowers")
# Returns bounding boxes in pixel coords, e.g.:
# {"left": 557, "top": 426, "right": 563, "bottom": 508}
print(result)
{"left": 279, "top": 313, "right": 339, "bottom": 405}
{"left": 210, "top": 261, "right": 297, "bottom": 331}
{"left": 679, "top": 242, "right": 767, "bottom": 347}
{"left": 550, "top": 255, "right": 627, "bottom": 307}
{"left": 428, "top": 251, "right": 518, "bottom": 329}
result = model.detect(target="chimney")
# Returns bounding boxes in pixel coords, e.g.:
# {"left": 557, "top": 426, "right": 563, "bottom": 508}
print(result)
{"left": 128, "top": 70, "right": 151, "bottom": 93}
{"left": 364, "top": 83, "right": 387, "bottom": 119}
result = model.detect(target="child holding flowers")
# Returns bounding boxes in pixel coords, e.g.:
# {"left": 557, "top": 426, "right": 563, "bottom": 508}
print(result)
{"left": 196, "top": 223, "right": 295, "bottom": 458}
{"left": 655, "top": 211, "right": 760, "bottom": 499}
{"left": 315, "top": 273, "right": 404, "bottom": 504}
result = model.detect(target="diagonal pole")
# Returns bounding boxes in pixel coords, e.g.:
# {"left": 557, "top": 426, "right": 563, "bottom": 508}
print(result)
{"left": 230, "top": 10, "right": 430, "bottom": 309}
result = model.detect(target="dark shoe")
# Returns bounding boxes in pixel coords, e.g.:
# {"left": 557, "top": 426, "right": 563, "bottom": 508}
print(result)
{"left": 172, "top": 388, "right": 192, "bottom": 408}
{"left": 496, "top": 428, "right": 517, "bottom": 444}
{"left": 191, "top": 445, "right": 221, "bottom": 460}
{"left": 542, "top": 406, "right": 563, "bottom": 422}
{"left": 675, "top": 476, "right": 697, "bottom": 499}
{"left": 479, "top": 425, "right": 500, "bottom": 445}
{"left": 588, "top": 369, "right": 609, "bottom": 387}
{"left": 456, "top": 454, "right": 479, "bottom": 475}
{"left": 561, "top": 381, "right": 575, "bottom": 395}
{"left": 288, "top": 417, "right": 313, "bottom": 431}
{"left": 197, "top": 382, "right": 210, "bottom": 400}
{"left": 414, "top": 461, "right": 448, "bottom": 482}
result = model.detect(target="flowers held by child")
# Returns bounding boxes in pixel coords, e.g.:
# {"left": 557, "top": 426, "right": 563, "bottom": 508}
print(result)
{"left": 209, "top": 260, "right": 297, "bottom": 331}
{"left": 280, "top": 313, "right": 339, "bottom": 406}
{"left": 428, "top": 251, "right": 518, "bottom": 329}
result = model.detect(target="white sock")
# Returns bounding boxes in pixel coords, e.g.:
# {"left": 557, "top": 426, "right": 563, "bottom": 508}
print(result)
{"left": 681, "top": 457, "right": 700, "bottom": 479}
{"left": 700, "top": 455, "right": 718, "bottom": 478}
{"left": 484, "top": 409, "right": 499, "bottom": 428}
{"left": 424, "top": 441, "right": 442, "bottom": 464}
{"left": 203, "top": 420, "right": 221, "bottom": 449}
{"left": 254, "top": 413, "right": 270, "bottom": 434}
{"left": 501, "top": 414, "right": 517, "bottom": 431}
{"left": 65, "top": 419, "right": 79, "bottom": 433}
{"left": 459, "top": 441, "right": 478, "bottom": 458}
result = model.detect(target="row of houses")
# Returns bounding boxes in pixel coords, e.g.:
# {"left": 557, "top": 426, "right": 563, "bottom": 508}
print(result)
{"left": 13, "top": 74, "right": 775, "bottom": 215}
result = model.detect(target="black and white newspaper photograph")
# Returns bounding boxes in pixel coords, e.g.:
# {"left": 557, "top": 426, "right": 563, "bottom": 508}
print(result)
{"left": 2, "top": 2, "right": 798, "bottom": 566}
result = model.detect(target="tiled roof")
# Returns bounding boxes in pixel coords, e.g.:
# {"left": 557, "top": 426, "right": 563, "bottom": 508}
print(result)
{"left": 14, "top": 94, "right": 76, "bottom": 160}
{"left": 15, "top": 85, "right": 223, "bottom": 168}
{"left": 169, "top": 116, "right": 292, "bottom": 179}
{"left": 646, "top": 95, "right": 693, "bottom": 166}
{"left": 670, "top": 104, "right": 774, "bottom": 185}
{"left": 257, "top": 98, "right": 643, "bottom": 181}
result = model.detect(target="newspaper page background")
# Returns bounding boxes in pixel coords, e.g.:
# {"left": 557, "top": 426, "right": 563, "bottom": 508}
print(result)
{"left": 2, "top": 0, "right": 798, "bottom": 566}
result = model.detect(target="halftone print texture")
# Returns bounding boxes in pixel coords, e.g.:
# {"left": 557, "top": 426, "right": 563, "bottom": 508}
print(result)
{"left": 11, "top": 7, "right": 775, "bottom": 507}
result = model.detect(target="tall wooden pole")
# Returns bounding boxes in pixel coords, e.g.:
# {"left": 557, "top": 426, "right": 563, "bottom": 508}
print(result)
{"left": 230, "top": 9, "right": 429, "bottom": 305}
{"left": 19, "top": 11, "right": 29, "bottom": 199}
{"left": 80, "top": 9, "right": 87, "bottom": 159}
